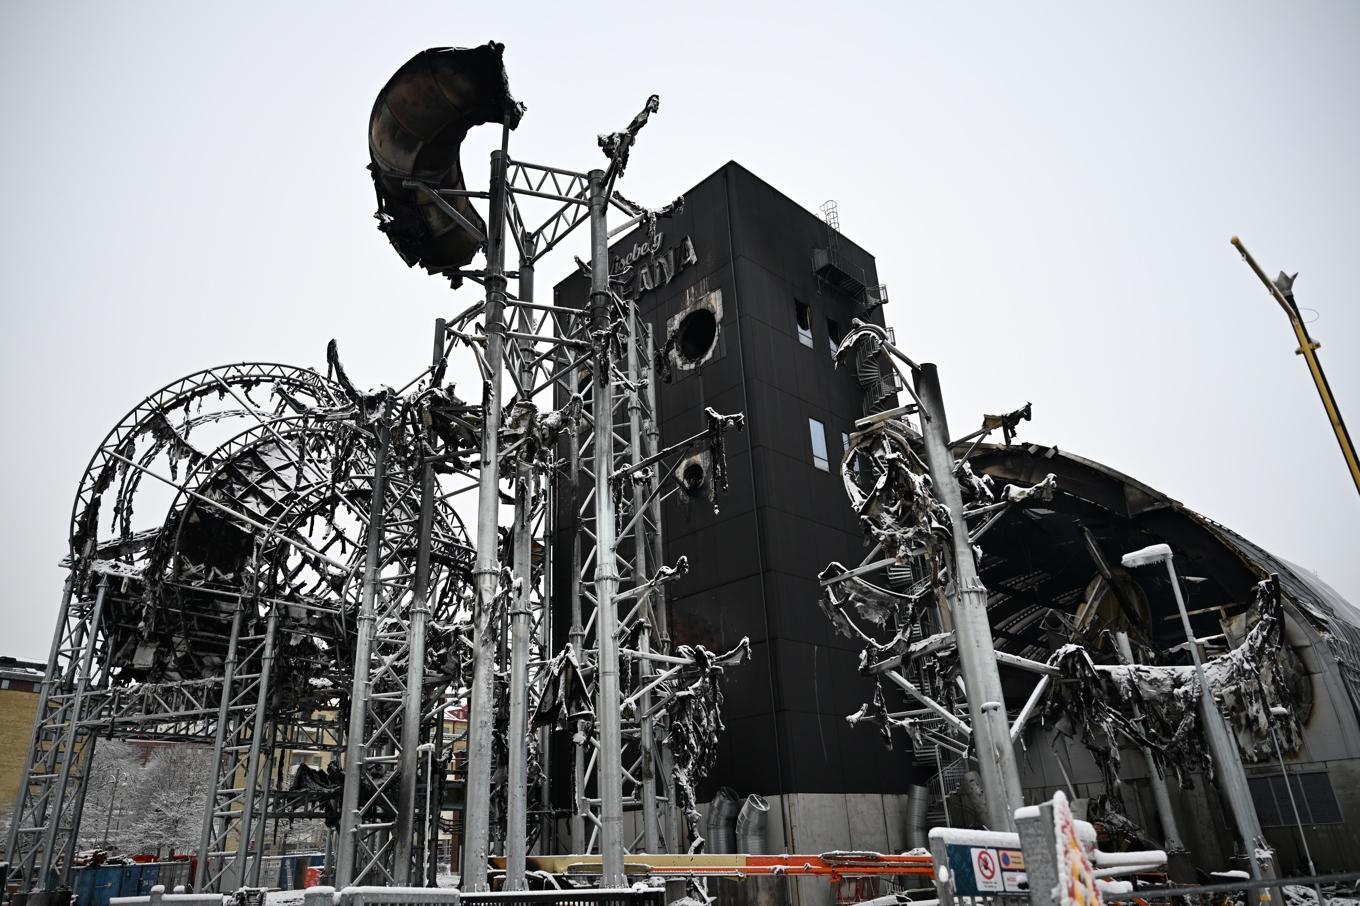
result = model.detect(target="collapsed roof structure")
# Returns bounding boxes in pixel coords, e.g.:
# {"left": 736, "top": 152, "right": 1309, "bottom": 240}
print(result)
{"left": 6, "top": 36, "right": 1357, "bottom": 906}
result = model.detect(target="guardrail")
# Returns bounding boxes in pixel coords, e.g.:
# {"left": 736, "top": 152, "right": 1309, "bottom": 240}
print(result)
{"left": 305, "top": 886, "right": 667, "bottom": 906}
{"left": 110, "top": 885, "right": 224, "bottom": 906}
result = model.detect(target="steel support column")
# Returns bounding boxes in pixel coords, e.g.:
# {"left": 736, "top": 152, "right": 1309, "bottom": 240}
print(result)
{"left": 504, "top": 248, "right": 537, "bottom": 890}
{"left": 588, "top": 168, "right": 626, "bottom": 885}
{"left": 914, "top": 363, "right": 1023, "bottom": 830}
{"left": 196, "top": 602, "right": 245, "bottom": 889}
{"left": 627, "top": 305, "right": 660, "bottom": 853}
{"left": 337, "top": 411, "right": 392, "bottom": 887}
{"left": 393, "top": 317, "right": 446, "bottom": 884}
{"left": 1164, "top": 559, "right": 1280, "bottom": 903}
{"left": 462, "top": 144, "right": 511, "bottom": 892}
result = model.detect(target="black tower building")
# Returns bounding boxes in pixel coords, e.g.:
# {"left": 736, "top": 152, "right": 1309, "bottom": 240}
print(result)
{"left": 553, "top": 162, "right": 911, "bottom": 855}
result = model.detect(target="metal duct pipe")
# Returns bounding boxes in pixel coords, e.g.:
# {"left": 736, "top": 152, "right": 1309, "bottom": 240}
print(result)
{"left": 904, "top": 784, "right": 930, "bottom": 851}
{"left": 368, "top": 43, "right": 523, "bottom": 278}
{"left": 735, "top": 794, "right": 770, "bottom": 855}
{"left": 706, "top": 787, "right": 739, "bottom": 854}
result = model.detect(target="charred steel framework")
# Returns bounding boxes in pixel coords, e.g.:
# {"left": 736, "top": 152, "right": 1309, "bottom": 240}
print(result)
{"left": 6, "top": 43, "right": 747, "bottom": 898}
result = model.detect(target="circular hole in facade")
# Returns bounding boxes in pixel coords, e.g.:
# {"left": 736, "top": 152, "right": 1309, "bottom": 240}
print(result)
{"left": 676, "top": 308, "right": 718, "bottom": 364}
{"left": 681, "top": 461, "right": 706, "bottom": 495}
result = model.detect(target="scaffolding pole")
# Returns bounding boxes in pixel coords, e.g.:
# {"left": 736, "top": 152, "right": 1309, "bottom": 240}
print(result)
{"left": 463, "top": 143, "right": 511, "bottom": 892}
{"left": 337, "top": 411, "right": 391, "bottom": 887}
{"left": 504, "top": 245, "right": 537, "bottom": 890}
{"left": 914, "top": 363, "right": 1024, "bottom": 830}
{"left": 393, "top": 317, "right": 446, "bottom": 883}
{"left": 588, "top": 167, "right": 627, "bottom": 886}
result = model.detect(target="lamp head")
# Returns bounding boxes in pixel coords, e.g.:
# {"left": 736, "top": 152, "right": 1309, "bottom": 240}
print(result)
{"left": 1121, "top": 543, "right": 1173, "bottom": 569}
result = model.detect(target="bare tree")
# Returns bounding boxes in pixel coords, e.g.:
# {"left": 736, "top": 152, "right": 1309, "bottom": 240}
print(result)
{"left": 119, "top": 746, "right": 212, "bottom": 857}
{"left": 78, "top": 740, "right": 143, "bottom": 852}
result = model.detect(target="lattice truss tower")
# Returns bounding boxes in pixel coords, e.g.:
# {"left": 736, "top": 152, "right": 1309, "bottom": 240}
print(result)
{"left": 5, "top": 43, "right": 748, "bottom": 895}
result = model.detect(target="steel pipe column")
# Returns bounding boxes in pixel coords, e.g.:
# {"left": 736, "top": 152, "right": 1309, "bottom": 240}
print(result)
{"left": 504, "top": 247, "right": 537, "bottom": 890}
{"left": 337, "top": 412, "right": 392, "bottom": 887}
{"left": 462, "top": 145, "right": 511, "bottom": 892}
{"left": 914, "top": 363, "right": 1024, "bottom": 830}
{"left": 588, "top": 168, "right": 626, "bottom": 886}
{"left": 393, "top": 318, "right": 446, "bottom": 883}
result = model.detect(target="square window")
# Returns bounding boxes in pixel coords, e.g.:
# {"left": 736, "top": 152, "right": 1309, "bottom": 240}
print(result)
{"left": 809, "top": 418, "right": 829, "bottom": 471}
{"left": 827, "top": 318, "right": 844, "bottom": 357}
{"left": 795, "top": 300, "right": 814, "bottom": 347}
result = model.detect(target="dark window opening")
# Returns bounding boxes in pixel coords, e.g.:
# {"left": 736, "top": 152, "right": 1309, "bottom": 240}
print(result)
{"left": 1248, "top": 771, "right": 1343, "bottom": 826}
{"left": 681, "top": 461, "right": 706, "bottom": 496}
{"left": 827, "top": 318, "right": 844, "bottom": 357}
{"left": 676, "top": 308, "right": 718, "bottom": 364}
{"left": 795, "top": 300, "right": 813, "bottom": 347}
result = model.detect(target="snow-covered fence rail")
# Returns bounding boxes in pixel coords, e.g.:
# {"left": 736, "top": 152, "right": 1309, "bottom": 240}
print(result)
{"left": 304, "top": 888, "right": 667, "bottom": 906}
{"left": 110, "top": 885, "right": 225, "bottom": 906}
{"left": 333, "top": 888, "right": 460, "bottom": 906}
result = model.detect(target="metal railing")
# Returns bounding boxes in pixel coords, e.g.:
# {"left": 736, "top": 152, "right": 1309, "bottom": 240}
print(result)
{"left": 304, "top": 886, "right": 667, "bottom": 906}
{"left": 109, "top": 885, "right": 225, "bottom": 906}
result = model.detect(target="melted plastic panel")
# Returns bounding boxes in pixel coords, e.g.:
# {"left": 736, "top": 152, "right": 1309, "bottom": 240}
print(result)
{"left": 368, "top": 42, "right": 524, "bottom": 277}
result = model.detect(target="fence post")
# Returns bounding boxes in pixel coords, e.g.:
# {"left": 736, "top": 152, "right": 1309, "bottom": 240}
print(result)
{"left": 303, "top": 886, "right": 337, "bottom": 906}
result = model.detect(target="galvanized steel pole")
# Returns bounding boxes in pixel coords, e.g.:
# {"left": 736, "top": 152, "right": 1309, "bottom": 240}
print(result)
{"left": 914, "top": 363, "right": 1023, "bottom": 830}
{"left": 38, "top": 577, "right": 107, "bottom": 888}
{"left": 394, "top": 318, "right": 446, "bottom": 883}
{"left": 567, "top": 352, "right": 588, "bottom": 856}
{"left": 504, "top": 248, "right": 536, "bottom": 890}
{"left": 588, "top": 168, "right": 627, "bottom": 886}
{"left": 237, "top": 605, "right": 279, "bottom": 885}
{"left": 337, "top": 411, "right": 391, "bottom": 887}
{"left": 196, "top": 602, "right": 245, "bottom": 889}
{"left": 642, "top": 330, "right": 681, "bottom": 850}
{"left": 462, "top": 145, "right": 510, "bottom": 892}
{"left": 627, "top": 304, "right": 661, "bottom": 853}
{"left": 1164, "top": 559, "right": 1280, "bottom": 903}
{"left": 4, "top": 559, "right": 80, "bottom": 870}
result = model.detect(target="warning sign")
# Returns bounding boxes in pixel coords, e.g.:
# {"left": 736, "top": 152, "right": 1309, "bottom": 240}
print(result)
{"left": 941, "top": 839, "right": 1027, "bottom": 897}
{"left": 971, "top": 847, "right": 1003, "bottom": 892}
{"left": 997, "top": 847, "right": 1027, "bottom": 893}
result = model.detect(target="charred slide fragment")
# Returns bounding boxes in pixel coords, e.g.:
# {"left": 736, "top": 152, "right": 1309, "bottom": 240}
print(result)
{"left": 368, "top": 42, "right": 525, "bottom": 280}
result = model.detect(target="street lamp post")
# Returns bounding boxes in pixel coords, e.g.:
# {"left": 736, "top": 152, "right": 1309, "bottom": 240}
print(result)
{"left": 1121, "top": 544, "right": 1281, "bottom": 906}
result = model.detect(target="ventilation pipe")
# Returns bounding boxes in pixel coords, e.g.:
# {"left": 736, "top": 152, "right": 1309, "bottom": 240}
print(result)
{"left": 735, "top": 794, "right": 770, "bottom": 854}
{"left": 367, "top": 43, "right": 524, "bottom": 279}
{"left": 706, "top": 787, "right": 739, "bottom": 854}
{"left": 905, "top": 784, "right": 930, "bottom": 851}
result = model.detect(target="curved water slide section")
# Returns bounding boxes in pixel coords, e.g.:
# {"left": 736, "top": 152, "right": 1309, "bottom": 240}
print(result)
{"left": 368, "top": 42, "right": 524, "bottom": 279}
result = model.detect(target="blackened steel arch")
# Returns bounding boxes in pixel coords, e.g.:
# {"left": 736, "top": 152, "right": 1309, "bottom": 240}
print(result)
{"left": 69, "top": 363, "right": 344, "bottom": 561}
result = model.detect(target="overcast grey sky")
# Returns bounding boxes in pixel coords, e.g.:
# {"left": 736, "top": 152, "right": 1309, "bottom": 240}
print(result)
{"left": 2, "top": 2, "right": 1357, "bottom": 659}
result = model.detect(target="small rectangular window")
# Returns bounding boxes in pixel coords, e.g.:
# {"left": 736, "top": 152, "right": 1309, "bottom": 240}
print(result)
{"left": 795, "top": 300, "right": 814, "bottom": 347}
{"left": 827, "top": 318, "right": 844, "bottom": 357}
{"left": 1249, "top": 771, "right": 1343, "bottom": 826}
{"left": 809, "top": 418, "right": 829, "bottom": 471}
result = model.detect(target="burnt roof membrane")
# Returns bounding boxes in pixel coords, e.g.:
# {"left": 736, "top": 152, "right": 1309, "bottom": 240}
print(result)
{"left": 970, "top": 442, "right": 1360, "bottom": 667}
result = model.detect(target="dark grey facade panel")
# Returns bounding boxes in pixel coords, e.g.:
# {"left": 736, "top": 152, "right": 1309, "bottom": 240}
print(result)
{"left": 553, "top": 161, "right": 908, "bottom": 799}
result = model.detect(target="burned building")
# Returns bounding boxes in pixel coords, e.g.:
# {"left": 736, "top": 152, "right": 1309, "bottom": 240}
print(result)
{"left": 553, "top": 162, "right": 913, "bottom": 855}
{"left": 554, "top": 163, "right": 1360, "bottom": 883}
{"left": 968, "top": 444, "right": 1360, "bottom": 875}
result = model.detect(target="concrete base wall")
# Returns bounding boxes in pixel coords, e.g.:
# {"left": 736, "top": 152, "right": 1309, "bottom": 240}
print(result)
{"left": 691, "top": 792, "right": 915, "bottom": 906}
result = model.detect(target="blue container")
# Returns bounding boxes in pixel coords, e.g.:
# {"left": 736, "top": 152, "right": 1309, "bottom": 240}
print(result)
{"left": 135, "top": 863, "right": 162, "bottom": 896}
{"left": 73, "top": 866, "right": 121, "bottom": 906}
{"left": 118, "top": 866, "right": 143, "bottom": 900}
